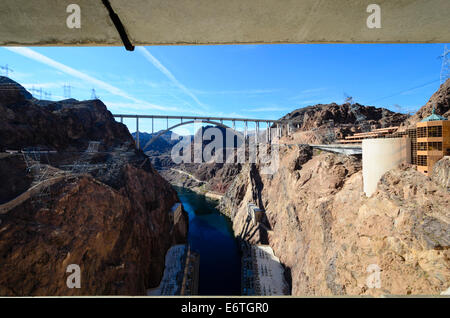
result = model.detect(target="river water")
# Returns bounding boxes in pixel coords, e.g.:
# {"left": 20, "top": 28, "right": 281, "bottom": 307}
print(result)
{"left": 174, "top": 186, "right": 241, "bottom": 295}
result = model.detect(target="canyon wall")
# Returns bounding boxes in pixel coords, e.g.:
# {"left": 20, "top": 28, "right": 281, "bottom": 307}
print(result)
{"left": 0, "top": 77, "right": 188, "bottom": 295}
{"left": 220, "top": 146, "right": 449, "bottom": 296}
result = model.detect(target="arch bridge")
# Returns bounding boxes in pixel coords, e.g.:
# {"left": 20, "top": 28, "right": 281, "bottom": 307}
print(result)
{"left": 113, "top": 114, "right": 296, "bottom": 149}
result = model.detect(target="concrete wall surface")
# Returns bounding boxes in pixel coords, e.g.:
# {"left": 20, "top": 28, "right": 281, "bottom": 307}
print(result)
{"left": 362, "top": 138, "right": 411, "bottom": 196}
{"left": 0, "top": 0, "right": 449, "bottom": 46}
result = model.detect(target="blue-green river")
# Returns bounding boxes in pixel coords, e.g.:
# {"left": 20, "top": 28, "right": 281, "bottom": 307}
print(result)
{"left": 174, "top": 186, "right": 241, "bottom": 295}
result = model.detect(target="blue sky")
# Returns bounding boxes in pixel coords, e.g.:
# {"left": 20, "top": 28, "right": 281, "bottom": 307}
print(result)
{"left": 1, "top": 44, "right": 448, "bottom": 134}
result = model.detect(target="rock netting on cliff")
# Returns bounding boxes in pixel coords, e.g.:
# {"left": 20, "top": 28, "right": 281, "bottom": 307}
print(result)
{"left": 0, "top": 77, "right": 188, "bottom": 295}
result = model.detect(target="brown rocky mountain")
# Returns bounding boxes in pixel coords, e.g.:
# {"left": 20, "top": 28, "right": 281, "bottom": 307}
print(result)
{"left": 280, "top": 102, "right": 408, "bottom": 131}
{"left": 0, "top": 77, "right": 132, "bottom": 152}
{"left": 401, "top": 78, "right": 450, "bottom": 129}
{"left": 0, "top": 77, "right": 188, "bottom": 295}
{"left": 279, "top": 102, "right": 409, "bottom": 144}
{"left": 220, "top": 146, "right": 449, "bottom": 296}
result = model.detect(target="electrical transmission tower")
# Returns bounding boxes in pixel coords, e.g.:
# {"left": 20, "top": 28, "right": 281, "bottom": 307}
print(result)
{"left": 63, "top": 84, "right": 72, "bottom": 98}
{"left": 91, "top": 88, "right": 98, "bottom": 99}
{"left": 30, "top": 87, "right": 43, "bottom": 99}
{"left": 344, "top": 92, "right": 368, "bottom": 131}
{"left": 44, "top": 91, "right": 52, "bottom": 100}
{"left": 343, "top": 92, "right": 354, "bottom": 105}
{"left": 439, "top": 45, "right": 449, "bottom": 84}
{"left": 0, "top": 64, "right": 13, "bottom": 76}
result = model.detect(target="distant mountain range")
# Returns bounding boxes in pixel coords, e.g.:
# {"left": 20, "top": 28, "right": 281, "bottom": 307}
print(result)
{"left": 132, "top": 130, "right": 186, "bottom": 155}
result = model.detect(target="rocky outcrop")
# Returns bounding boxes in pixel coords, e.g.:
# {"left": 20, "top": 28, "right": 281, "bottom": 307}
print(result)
{"left": 0, "top": 165, "right": 187, "bottom": 295}
{"left": 432, "top": 156, "right": 450, "bottom": 190}
{"left": 0, "top": 154, "right": 33, "bottom": 204}
{"left": 0, "top": 77, "right": 133, "bottom": 152}
{"left": 0, "top": 77, "right": 189, "bottom": 295}
{"left": 220, "top": 145, "right": 449, "bottom": 296}
{"left": 279, "top": 102, "right": 409, "bottom": 143}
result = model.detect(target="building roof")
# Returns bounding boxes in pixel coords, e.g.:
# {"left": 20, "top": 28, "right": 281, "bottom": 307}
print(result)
{"left": 421, "top": 106, "right": 448, "bottom": 122}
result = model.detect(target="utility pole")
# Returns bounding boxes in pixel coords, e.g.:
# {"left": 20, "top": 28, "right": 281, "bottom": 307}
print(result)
{"left": 63, "top": 84, "right": 72, "bottom": 98}
{"left": 90, "top": 88, "right": 98, "bottom": 99}
{"left": 438, "top": 45, "right": 450, "bottom": 84}
{"left": 0, "top": 64, "right": 13, "bottom": 76}
{"left": 343, "top": 92, "right": 354, "bottom": 105}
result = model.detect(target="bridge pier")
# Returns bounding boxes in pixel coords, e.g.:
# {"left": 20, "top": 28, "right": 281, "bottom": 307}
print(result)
{"left": 136, "top": 117, "right": 140, "bottom": 149}
{"left": 113, "top": 114, "right": 296, "bottom": 146}
{"left": 244, "top": 121, "right": 248, "bottom": 142}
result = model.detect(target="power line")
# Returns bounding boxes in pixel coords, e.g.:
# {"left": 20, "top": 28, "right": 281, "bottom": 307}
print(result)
{"left": 0, "top": 64, "right": 13, "bottom": 76}
{"left": 367, "top": 78, "right": 440, "bottom": 104}
{"left": 438, "top": 44, "right": 449, "bottom": 84}
{"left": 63, "top": 84, "right": 72, "bottom": 98}
{"left": 30, "top": 86, "right": 43, "bottom": 99}
{"left": 91, "top": 88, "right": 98, "bottom": 99}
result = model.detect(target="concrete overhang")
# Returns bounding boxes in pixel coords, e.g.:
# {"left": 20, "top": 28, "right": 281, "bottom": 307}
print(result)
{"left": 0, "top": 0, "right": 449, "bottom": 48}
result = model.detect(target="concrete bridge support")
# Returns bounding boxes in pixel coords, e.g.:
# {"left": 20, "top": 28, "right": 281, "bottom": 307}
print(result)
{"left": 244, "top": 121, "right": 248, "bottom": 141}
{"left": 136, "top": 117, "right": 140, "bottom": 149}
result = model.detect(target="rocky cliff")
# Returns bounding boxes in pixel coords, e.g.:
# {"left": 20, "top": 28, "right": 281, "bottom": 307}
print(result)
{"left": 0, "top": 77, "right": 188, "bottom": 295}
{"left": 220, "top": 146, "right": 449, "bottom": 296}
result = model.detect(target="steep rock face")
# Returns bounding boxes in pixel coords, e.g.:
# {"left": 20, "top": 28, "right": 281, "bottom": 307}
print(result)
{"left": 0, "top": 154, "right": 33, "bottom": 204}
{"left": 432, "top": 156, "right": 450, "bottom": 190}
{"left": 0, "top": 164, "right": 187, "bottom": 296}
{"left": 220, "top": 145, "right": 449, "bottom": 296}
{"left": 401, "top": 79, "right": 450, "bottom": 128}
{"left": 0, "top": 77, "right": 189, "bottom": 295}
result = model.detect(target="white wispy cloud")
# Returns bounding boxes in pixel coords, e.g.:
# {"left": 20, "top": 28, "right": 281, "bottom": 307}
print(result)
{"left": 243, "top": 106, "right": 292, "bottom": 112}
{"left": 137, "top": 46, "right": 207, "bottom": 110}
{"left": 102, "top": 101, "right": 180, "bottom": 112}
{"left": 5, "top": 47, "right": 179, "bottom": 112}
{"left": 21, "top": 82, "right": 67, "bottom": 90}
{"left": 289, "top": 87, "right": 328, "bottom": 100}
{"left": 192, "top": 88, "right": 280, "bottom": 95}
